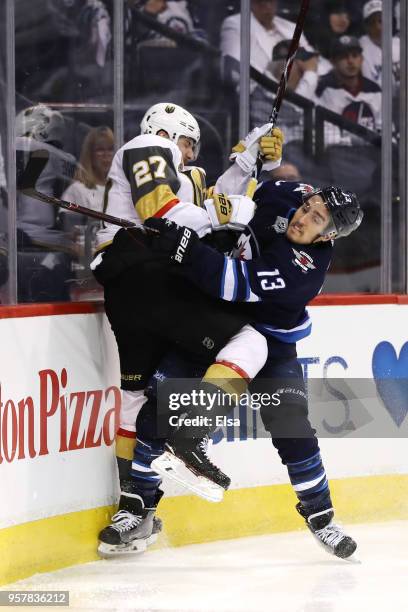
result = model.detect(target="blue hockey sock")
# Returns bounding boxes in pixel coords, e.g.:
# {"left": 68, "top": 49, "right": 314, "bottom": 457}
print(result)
{"left": 129, "top": 438, "right": 164, "bottom": 508}
{"left": 286, "top": 452, "right": 332, "bottom": 513}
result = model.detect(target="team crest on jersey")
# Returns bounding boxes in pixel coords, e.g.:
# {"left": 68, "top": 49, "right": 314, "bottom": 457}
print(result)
{"left": 292, "top": 249, "right": 316, "bottom": 273}
{"left": 165, "top": 105, "right": 176, "bottom": 114}
{"left": 293, "top": 183, "right": 314, "bottom": 195}
{"left": 233, "top": 233, "right": 252, "bottom": 260}
{"left": 272, "top": 215, "right": 289, "bottom": 234}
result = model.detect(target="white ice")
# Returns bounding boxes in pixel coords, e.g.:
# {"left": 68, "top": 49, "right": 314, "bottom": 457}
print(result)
{"left": 6, "top": 521, "right": 408, "bottom": 611}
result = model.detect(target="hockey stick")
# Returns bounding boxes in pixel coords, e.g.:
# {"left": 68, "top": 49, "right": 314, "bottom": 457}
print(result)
{"left": 255, "top": 0, "right": 311, "bottom": 178}
{"left": 17, "top": 149, "right": 160, "bottom": 243}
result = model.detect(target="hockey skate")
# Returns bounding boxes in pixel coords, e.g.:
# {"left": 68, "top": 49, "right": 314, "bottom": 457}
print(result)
{"left": 151, "top": 436, "right": 230, "bottom": 503}
{"left": 98, "top": 494, "right": 162, "bottom": 558}
{"left": 296, "top": 503, "right": 357, "bottom": 559}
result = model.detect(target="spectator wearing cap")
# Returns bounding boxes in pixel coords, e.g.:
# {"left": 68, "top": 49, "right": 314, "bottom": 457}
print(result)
{"left": 251, "top": 39, "right": 319, "bottom": 135}
{"left": 254, "top": 39, "right": 324, "bottom": 181}
{"left": 316, "top": 35, "right": 382, "bottom": 145}
{"left": 220, "top": 0, "right": 327, "bottom": 91}
{"left": 220, "top": 0, "right": 328, "bottom": 135}
{"left": 359, "top": 0, "right": 400, "bottom": 87}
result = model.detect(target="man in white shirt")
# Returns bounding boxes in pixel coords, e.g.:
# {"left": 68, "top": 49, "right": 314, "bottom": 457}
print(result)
{"left": 221, "top": 0, "right": 315, "bottom": 80}
{"left": 359, "top": 0, "right": 400, "bottom": 88}
{"left": 220, "top": 0, "right": 329, "bottom": 131}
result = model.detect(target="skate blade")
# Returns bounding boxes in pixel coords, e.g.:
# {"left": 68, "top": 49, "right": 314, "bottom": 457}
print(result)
{"left": 97, "top": 533, "right": 157, "bottom": 559}
{"left": 151, "top": 452, "right": 224, "bottom": 503}
{"left": 342, "top": 553, "right": 362, "bottom": 564}
{"left": 311, "top": 533, "right": 360, "bottom": 562}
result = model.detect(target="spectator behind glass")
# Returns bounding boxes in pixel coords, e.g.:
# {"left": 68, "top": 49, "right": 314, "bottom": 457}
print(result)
{"left": 125, "top": 0, "right": 204, "bottom": 101}
{"left": 269, "top": 161, "right": 301, "bottom": 181}
{"left": 220, "top": 0, "right": 330, "bottom": 129}
{"left": 18, "top": 0, "right": 112, "bottom": 103}
{"left": 126, "top": 0, "right": 197, "bottom": 46}
{"left": 359, "top": 0, "right": 400, "bottom": 88}
{"left": 61, "top": 126, "right": 114, "bottom": 299}
{"left": 315, "top": 34, "right": 382, "bottom": 233}
{"left": 316, "top": 35, "right": 382, "bottom": 146}
{"left": 15, "top": 104, "right": 78, "bottom": 302}
{"left": 62, "top": 126, "right": 114, "bottom": 225}
{"left": 253, "top": 39, "right": 318, "bottom": 136}
{"left": 312, "top": 1, "right": 356, "bottom": 59}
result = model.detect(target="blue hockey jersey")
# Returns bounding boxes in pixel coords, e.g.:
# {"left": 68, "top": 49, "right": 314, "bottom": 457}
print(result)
{"left": 183, "top": 180, "right": 333, "bottom": 343}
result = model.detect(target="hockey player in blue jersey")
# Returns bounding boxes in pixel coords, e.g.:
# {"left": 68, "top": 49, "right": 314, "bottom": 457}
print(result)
{"left": 98, "top": 176, "right": 362, "bottom": 560}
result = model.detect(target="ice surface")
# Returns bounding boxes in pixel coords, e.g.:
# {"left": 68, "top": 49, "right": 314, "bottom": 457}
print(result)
{"left": 4, "top": 521, "right": 408, "bottom": 611}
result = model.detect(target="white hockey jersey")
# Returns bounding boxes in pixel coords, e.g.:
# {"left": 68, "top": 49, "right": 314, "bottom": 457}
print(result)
{"left": 96, "top": 133, "right": 255, "bottom": 251}
{"left": 96, "top": 134, "right": 211, "bottom": 250}
{"left": 315, "top": 71, "right": 382, "bottom": 145}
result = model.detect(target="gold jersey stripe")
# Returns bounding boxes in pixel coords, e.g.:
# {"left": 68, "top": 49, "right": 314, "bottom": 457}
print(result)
{"left": 136, "top": 184, "right": 179, "bottom": 221}
{"left": 94, "top": 239, "right": 113, "bottom": 253}
{"left": 115, "top": 433, "right": 136, "bottom": 460}
{"left": 203, "top": 363, "right": 248, "bottom": 396}
{"left": 188, "top": 167, "right": 206, "bottom": 207}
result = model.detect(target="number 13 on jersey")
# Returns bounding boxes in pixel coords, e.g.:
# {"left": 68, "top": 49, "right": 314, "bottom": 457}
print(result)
{"left": 257, "top": 269, "right": 286, "bottom": 290}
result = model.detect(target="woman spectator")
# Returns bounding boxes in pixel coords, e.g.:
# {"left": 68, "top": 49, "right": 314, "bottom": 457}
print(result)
{"left": 62, "top": 125, "right": 114, "bottom": 224}
{"left": 310, "top": 1, "right": 357, "bottom": 60}
{"left": 61, "top": 126, "right": 114, "bottom": 294}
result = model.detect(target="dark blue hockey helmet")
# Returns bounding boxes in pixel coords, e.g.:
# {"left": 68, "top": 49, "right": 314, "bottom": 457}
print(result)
{"left": 304, "top": 186, "right": 363, "bottom": 239}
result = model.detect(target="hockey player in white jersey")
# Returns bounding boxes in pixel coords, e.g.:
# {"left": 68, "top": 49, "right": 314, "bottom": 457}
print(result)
{"left": 93, "top": 102, "right": 284, "bottom": 555}
{"left": 95, "top": 102, "right": 282, "bottom": 249}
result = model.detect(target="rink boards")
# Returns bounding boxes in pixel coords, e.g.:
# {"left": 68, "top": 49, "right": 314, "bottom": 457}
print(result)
{"left": 0, "top": 298, "right": 408, "bottom": 584}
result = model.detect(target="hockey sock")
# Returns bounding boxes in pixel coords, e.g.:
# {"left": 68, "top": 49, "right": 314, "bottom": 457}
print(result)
{"left": 286, "top": 451, "right": 332, "bottom": 514}
{"left": 116, "top": 390, "right": 149, "bottom": 487}
{"left": 203, "top": 360, "right": 250, "bottom": 397}
{"left": 169, "top": 361, "right": 251, "bottom": 440}
{"left": 115, "top": 428, "right": 136, "bottom": 487}
{"left": 130, "top": 437, "right": 165, "bottom": 508}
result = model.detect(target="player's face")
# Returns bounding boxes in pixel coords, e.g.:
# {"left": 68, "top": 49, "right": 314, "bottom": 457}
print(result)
{"left": 333, "top": 51, "right": 363, "bottom": 78}
{"left": 286, "top": 195, "right": 331, "bottom": 244}
{"left": 177, "top": 136, "right": 197, "bottom": 164}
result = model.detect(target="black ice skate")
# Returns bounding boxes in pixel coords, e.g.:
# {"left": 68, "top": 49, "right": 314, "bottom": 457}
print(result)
{"left": 151, "top": 436, "right": 231, "bottom": 503}
{"left": 98, "top": 494, "right": 162, "bottom": 558}
{"left": 296, "top": 503, "right": 357, "bottom": 559}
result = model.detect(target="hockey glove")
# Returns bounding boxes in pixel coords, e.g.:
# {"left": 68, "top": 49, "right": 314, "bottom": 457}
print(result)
{"left": 204, "top": 194, "right": 256, "bottom": 231}
{"left": 144, "top": 217, "right": 199, "bottom": 265}
{"left": 230, "top": 124, "right": 284, "bottom": 173}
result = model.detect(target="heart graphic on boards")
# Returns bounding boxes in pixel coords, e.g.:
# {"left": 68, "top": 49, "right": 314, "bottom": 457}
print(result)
{"left": 371, "top": 341, "right": 408, "bottom": 427}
